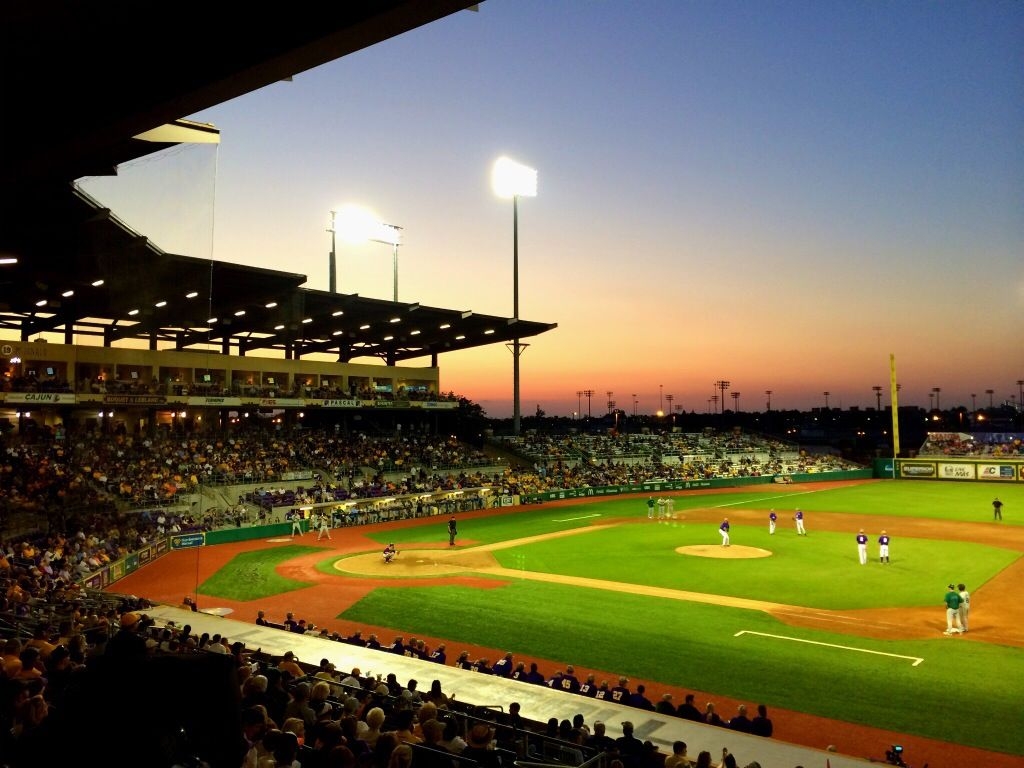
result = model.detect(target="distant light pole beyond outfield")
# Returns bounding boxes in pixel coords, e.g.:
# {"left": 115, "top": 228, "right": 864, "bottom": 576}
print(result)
{"left": 492, "top": 156, "right": 537, "bottom": 436}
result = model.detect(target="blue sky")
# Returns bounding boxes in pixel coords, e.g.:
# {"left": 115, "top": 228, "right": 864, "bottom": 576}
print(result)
{"left": 80, "top": 1, "right": 1024, "bottom": 417}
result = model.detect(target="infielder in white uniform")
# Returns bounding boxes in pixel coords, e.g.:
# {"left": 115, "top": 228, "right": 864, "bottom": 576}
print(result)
{"left": 856, "top": 529, "right": 868, "bottom": 565}
{"left": 958, "top": 583, "right": 970, "bottom": 632}
{"left": 719, "top": 518, "right": 730, "bottom": 547}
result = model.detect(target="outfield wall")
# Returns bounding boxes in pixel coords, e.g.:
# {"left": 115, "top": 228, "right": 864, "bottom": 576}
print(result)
{"left": 519, "top": 469, "right": 871, "bottom": 503}
{"left": 872, "top": 457, "right": 1024, "bottom": 482}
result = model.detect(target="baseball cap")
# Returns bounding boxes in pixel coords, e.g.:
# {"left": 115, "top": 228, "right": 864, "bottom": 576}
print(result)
{"left": 120, "top": 612, "right": 142, "bottom": 629}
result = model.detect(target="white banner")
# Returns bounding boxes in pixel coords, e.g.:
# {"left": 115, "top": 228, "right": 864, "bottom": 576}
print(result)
{"left": 939, "top": 463, "right": 975, "bottom": 479}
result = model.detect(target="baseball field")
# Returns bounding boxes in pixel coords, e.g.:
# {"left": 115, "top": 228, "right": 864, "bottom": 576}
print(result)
{"left": 119, "top": 478, "right": 1024, "bottom": 764}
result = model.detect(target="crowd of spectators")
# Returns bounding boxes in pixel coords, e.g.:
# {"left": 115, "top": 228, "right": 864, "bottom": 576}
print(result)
{"left": 917, "top": 432, "right": 1024, "bottom": 457}
{"left": 0, "top": 591, "right": 774, "bottom": 767}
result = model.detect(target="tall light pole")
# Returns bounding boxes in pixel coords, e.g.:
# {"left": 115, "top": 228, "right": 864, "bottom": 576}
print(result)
{"left": 765, "top": 389, "right": 773, "bottom": 412}
{"left": 331, "top": 206, "right": 402, "bottom": 300}
{"left": 576, "top": 390, "right": 584, "bottom": 419}
{"left": 632, "top": 394, "right": 638, "bottom": 417}
{"left": 986, "top": 389, "right": 995, "bottom": 408}
{"left": 1017, "top": 380, "right": 1024, "bottom": 406}
{"left": 714, "top": 380, "right": 730, "bottom": 414}
{"left": 971, "top": 393, "right": 977, "bottom": 411}
{"left": 606, "top": 391, "right": 615, "bottom": 414}
{"left": 711, "top": 394, "right": 719, "bottom": 413}
{"left": 823, "top": 391, "right": 830, "bottom": 409}
{"left": 328, "top": 209, "right": 338, "bottom": 293}
{"left": 492, "top": 156, "right": 537, "bottom": 436}
{"left": 665, "top": 394, "right": 674, "bottom": 420}
{"left": 731, "top": 391, "right": 740, "bottom": 412}
{"left": 583, "top": 389, "right": 595, "bottom": 419}
{"left": 659, "top": 384, "right": 664, "bottom": 415}
{"left": 873, "top": 385, "right": 883, "bottom": 411}
{"left": 374, "top": 223, "right": 403, "bottom": 302}
{"left": 932, "top": 387, "right": 941, "bottom": 411}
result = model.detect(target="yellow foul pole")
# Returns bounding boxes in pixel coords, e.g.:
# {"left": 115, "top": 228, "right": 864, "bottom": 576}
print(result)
{"left": 889, "top": 353, "right": 901, "bottom": 462}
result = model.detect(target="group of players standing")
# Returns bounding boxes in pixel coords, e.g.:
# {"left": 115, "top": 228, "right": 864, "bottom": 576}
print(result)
{"left": 855, "top": 528, "right": 891, "bottom": 564}
{"left": 717, "top": 507, "right": 806, "bottom": 546}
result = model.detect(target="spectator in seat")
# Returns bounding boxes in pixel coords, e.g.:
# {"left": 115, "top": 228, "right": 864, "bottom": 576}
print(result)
{"left": 728, "top": 704, "right": 751, "bottom": 733}
{"left": 749, "top": 704, "right": 773, "bottom": 737}
{"left": 663, "top": 741, "right": 690, "bottom": 768}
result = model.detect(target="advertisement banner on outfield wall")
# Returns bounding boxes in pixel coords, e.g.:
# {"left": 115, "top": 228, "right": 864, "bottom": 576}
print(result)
{"left": 900, "top": 462, "right": 936, "bottom": 478}
{"left": 978, "top": 464, "right": 1017, "bottom": 481}
{"left": 939, "top": 463, "right": 976, "bottom": 480}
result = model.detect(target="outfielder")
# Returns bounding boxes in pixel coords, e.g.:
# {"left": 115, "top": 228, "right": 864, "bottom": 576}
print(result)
{"left": 719, "top": 517, "right": 730, "bottom": 547}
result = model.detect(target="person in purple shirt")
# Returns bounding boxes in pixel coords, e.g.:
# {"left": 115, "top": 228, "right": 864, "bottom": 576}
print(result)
{"left": 492, "top": 652, "right": 514, "bottom": 677}
{"left": 793, "top": 508, "right": 806, "bottom": 535}
{"left": 857, "top": 529, "right": 868, "bottom": 565}
{"left": 768, "top": 509, "right": 777, "bottom": 535}
{"left": 878, "top": 530, "right": 890, "bottom": 564}
{"left": 719, "top": 518, "right": 730, "bottom": 547}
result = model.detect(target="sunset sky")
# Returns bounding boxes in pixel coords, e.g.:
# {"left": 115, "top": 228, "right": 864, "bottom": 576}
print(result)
{"left": 79, "top": 1, "right": 1024, "bottom": 419}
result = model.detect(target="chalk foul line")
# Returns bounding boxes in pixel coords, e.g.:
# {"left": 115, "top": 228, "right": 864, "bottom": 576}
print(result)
{"left": 734, "top": 630, "right": 924, "bottom": 666}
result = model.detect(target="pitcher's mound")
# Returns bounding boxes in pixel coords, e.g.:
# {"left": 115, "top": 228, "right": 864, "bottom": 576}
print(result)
{"left": 676, "top": 545, "right": 772, "bottom": 559}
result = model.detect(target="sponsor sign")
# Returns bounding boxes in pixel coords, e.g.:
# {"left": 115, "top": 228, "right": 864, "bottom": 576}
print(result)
{"left": 170, "top": 533, "right": 205, "bottom": 549}
{"left": 374, "top": 400, "right": 394, "bottom": 407}
{"left": 901, "top": 463, "right": 936, "bottom": 477}
{"left": 322, "top": 399, "right": 361, "bottom": 408}
{"left": 187, "top": 396, "right": 243, "bottom": 406}
{"left": 418, "top": 401, "right": 457, "bottom": 409}
{"left": 259, "top": 397, "right": 303, "bottom": 407}
{"left": 499, "top": 495, "right": 514, "bottom": 507}
{"left": 939, "top": 463, "right": 975, "bottom": 480}
{"left": 978, "top": 464, "right": 1016, "bottom": 480}
{"left": 103, "top": 395, "right": 167, "bottom": 406}
{"left": 6, "top": 392, "right": 76, "bottom": 404}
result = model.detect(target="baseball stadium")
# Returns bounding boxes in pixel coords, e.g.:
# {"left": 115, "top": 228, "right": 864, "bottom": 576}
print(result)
{"left": 2, "top": 5, "right": 1023, "bottom": 768}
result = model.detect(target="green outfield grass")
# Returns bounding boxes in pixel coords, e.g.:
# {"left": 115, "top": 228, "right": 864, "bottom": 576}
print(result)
{"left": 197, "top": 480, "right": 1024, "bottom": 756}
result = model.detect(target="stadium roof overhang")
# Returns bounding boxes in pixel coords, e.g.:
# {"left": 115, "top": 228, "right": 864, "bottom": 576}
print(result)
{"left": 0, "top": 1, "right": 556, "bottom": 364}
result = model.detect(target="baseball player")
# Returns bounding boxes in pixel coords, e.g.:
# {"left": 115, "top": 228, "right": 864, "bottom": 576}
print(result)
{"left": 856, "top": 529, "right": 868, "bottom": 565}
{"left": 957, "top": 583, "right": 970, "bottom": 632}
{"left": 793, "top": 508, "right": 806, "bottom": 535}
{"left": 768, "top": 509, "right": 777, "bottom": 535}
{"left": 316, "top": 510, "right": 332, "bottom": 541}
{"left": 289, "top": 508, "right": 304, "bottom": 538}
{"left": 719, "top": 517, "right": 730, "bottom": 547}
{"left": 944, "top": 584, "right": 964, "bottom": 634}
{"left": 382, "top": 542, "right": 398, "bottom": 563}
{"left": 647, "top": 496, "right": 655, "bottom": 519}
{"left": 878, "top": 530, "right": 890, "bottom": 563}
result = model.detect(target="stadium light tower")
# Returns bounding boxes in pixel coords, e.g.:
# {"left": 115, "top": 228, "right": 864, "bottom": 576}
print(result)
{"left": 823, "top": 391, "right": 830, "bottom": 409}
{"left": 986, "top": 389, "right": 994, "bottom": 408}
{"left": 731, "top": 391, "right": 740, "bottom": 412}
{"left": 714, "top": 380, "right": 730, "bottom": 414}
{"left": 873, "top": 385, "right": 883, "bottom": 411}
{"left": 330, "top": 205, "right": 403, "bottom": 300}
{"left": 492, "top": 156, "right": 537, "bottom": 436}
{"left": 932, "top": 387, "right": 941, "bottom": 411}
{"left": 765, "top": 389, "right": 773, "bottom": 412}
{"left": 328, "top": 209, "right": 338, "bottom": 293}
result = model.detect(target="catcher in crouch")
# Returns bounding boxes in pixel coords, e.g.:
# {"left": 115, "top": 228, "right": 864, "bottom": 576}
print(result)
{"left": 382, "top": 543, "right": 398, "bottom": 563}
